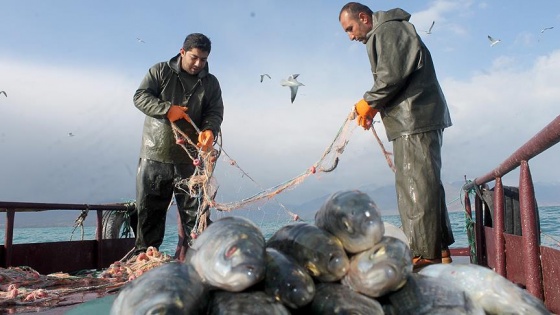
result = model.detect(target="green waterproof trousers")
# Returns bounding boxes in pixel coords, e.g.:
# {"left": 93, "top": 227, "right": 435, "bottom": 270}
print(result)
{"left": 393, "top": 129, "right": 455, "bottom": 259}
{"left": 134, "top": 158, "right": 207, "bottom": 253}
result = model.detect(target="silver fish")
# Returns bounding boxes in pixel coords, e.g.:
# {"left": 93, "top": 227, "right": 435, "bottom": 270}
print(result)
{"left": 266, "top": 222, "right": 349, "bottom": 282}
{"left": 110, "top": 261, "right": 209, "bottom": 315}
{"left": 302, "top": 282, "right": 384, "bottom": 315}
{"left": 208, "top": 290, "right": 290, "bottom": 315}
{"left": 186, "top": 216, "right": 266, "bottom": 292}
{"left": 342, "top": 236, "right": 412, "bottom": 298}
{"left": 419, "top": 264, "right": 551, "bottom": 315}
{"left": 264, "top": 247, "right": 315, "bottom": 309}
{"left": 383, "top": 222, "right": 409, "bottom": 248}
{"left": 315, "top": 190, "right": 385, "bottom": 253}
{"left": 382, "top": 273, "right": 485, "bottom": 315}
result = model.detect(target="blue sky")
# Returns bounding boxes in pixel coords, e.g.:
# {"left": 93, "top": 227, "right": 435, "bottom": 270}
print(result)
{"left": 1, "top": 0, "right": 559, "bottom": 218}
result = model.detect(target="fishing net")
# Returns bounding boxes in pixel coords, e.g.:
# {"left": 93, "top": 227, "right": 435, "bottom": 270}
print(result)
{"left": 174, "top": 108, "right": 395, "bottom": 237}
{"left": 0, "top": 247, "right": 172, "bottom": 313}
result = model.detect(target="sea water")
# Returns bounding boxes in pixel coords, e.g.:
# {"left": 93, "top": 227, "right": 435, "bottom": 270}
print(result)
{"left": 2, "top": 206, "right": 559, "bottom": 257}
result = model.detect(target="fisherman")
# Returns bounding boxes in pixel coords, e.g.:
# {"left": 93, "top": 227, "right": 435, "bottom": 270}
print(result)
{"left": 338, "top": 2, "right": 454, "bottom": 268}
{"left": 132, "top": 33, "right": 224, "bottom": 257}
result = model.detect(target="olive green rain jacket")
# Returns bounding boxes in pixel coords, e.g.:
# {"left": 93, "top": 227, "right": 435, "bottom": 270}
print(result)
{"left": 133, "top": 54, "right": 224, "bottom": 164}
{"left": 363, "top": 8, "right": 452, "bottom": 141}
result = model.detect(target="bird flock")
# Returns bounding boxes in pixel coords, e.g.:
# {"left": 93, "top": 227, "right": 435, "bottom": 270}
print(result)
{"left": 420, "top": 20, "right": 555, "bottom": 48}
{"left": 136, "top": 24, "right": 554, "bottom": 104}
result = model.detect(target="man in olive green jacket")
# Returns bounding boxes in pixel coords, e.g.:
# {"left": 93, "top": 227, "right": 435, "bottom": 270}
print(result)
{"left": 339, "top": 3, "right": 454, "bottom": 268}
{"left": 133, "top": 33, "right": 224, "bottom": 255}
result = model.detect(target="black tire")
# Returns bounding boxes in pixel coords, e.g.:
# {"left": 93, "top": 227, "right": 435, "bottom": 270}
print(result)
{"left": 482, "top": 185, "right": 540, "bottom": 240}
{"left": 102, "top": 210, "right": 137, "bottom": 239}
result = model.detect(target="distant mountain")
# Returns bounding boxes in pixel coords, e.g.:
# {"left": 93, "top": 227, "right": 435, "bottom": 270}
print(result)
{"left": 2, "top": 182, "right": 558, "bottom": 228}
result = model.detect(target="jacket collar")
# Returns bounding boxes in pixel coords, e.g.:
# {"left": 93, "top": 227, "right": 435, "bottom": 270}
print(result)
{"left": 168, "top": 53, "right": 209, "bottom": 79}
{"left": 366, "top": 8, "right": 412, "bottom": 39}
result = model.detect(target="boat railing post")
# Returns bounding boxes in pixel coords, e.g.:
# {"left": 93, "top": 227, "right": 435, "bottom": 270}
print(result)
{"left": 96, "top": 208, "right": 103, "bottom": 270}
{"left": 474, "top": 188, "right": 486, "bottom": 265}
{"left": 493, "top": 177, "right": 506, "bottom": 277}
{"left": 519, "top": 161, "right": 544, "bottom": 299}
{"left": 5, "top": 209, "right": 15, "bottom": 268}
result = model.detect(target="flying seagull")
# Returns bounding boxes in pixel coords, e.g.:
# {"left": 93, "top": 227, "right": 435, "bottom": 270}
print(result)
{"left": 540, "top": 26, "right": 554, "bottom": 33}
{"left": 0, "top": 91, "right": 6, "bottom": 97}
{"left": 424, "top": 21, "right": 435, "bottom": 35}
{"left": 260, "top": 73, "right": 271, "bottom": 82}
{"left": 487, "top": 35, "right": 501, "bottom": 47}
{"left": 136, "top": 37, "right": 146, "bottom": 44}
{"left": 280, "top": 74, "right": 304, "bottom": 103}
{"left": 68, "top": 132, "right": 75, "bottom": 137}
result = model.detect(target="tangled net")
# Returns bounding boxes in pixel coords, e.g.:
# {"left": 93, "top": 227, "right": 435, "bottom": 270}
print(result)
{"left": 0, "top": 247, "right": 172, "bottom": 312}
{"left": 169, "top": 108, "right": 396, "bottom": 237}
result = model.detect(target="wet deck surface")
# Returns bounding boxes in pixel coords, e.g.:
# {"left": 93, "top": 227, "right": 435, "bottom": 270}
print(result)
{"left": 5, "top": 291, "right": 116, "bottom": 314}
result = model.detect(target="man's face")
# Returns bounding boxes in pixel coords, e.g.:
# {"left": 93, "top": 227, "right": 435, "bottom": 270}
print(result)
{"left": 180, "top": 48, "right": 209, "bottom": 75}
{"left": 339, "top": 11, "right": 372, "bottom": 44}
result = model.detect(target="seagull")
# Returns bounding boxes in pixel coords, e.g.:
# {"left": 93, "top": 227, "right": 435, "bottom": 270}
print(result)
{"left": 260, "top": 73, "right": 271, "bottom": 82}
{"left": 0, "top": 91, "right": 6, "bottom": 97}
{"left": 540, "top": 26, "right": 554, "bottom": 33}
{"left": 424, "top": 21, "right": 435, "bottom": 35}
{"left": 487, "top": 35, "right": 501, "bottom": 47}
{"left": 136, "top": 37, "right": 146, "bottom": 44}
{"left": 68, "top": 132, "right": 75, "bottom": 137}
{"left": 280, "top": 74, "right": 305, "bottom": 103}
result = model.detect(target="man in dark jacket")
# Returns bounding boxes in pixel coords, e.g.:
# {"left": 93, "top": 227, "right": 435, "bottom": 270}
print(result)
{"left": 133, "top": 33, "right": 224, "bottom": 255}
{"left": 339, "top": 3, "right": 454, "bottom": 268}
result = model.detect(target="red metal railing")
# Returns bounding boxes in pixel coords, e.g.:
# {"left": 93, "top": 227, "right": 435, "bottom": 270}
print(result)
{"left": 462, "top": 115, "right": 560, "bottom": 312}
{"left": 0, "top": 202, "right": 135, "bottom": 274}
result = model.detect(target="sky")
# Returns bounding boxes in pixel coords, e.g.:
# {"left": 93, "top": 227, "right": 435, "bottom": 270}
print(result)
{"left": 1, "top": 0, "right": 559, "bottom": 220}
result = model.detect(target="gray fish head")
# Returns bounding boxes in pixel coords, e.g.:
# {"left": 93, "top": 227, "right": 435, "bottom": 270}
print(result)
{"left": 209, "top": 233, "right": 266, "bottom": 292}
{"left": 343, "top": 236, "right": 412, "bottom": 297}
{"left": 316, "top": 190, "right": 385, "bottom": 253}
{"left": 274, "top": 267, "right": 316, "bottom": 308}
{"left": 191, "top": 217, "right": 267, "bottom": 292}
{"left": 309, "top": 234, "right": 349, "bottom": 282}
{"left": 326, "top": 247, "right": 350, "bottom": 281}
{"left": 264, "top": 248, "right": 316, "bottom": 309}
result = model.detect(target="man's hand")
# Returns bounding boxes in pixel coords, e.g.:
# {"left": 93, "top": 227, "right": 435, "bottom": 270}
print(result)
{"left": 354, "top": 99, "right": 378, "bottom": 130}
{"left": 167, "top": 105, "right": 191, "bottom": 123}
{"left": 197, "top": 130, "right": 214, "bottom": 152}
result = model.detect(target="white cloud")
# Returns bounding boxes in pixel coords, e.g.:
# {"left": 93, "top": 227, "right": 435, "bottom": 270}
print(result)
{"left": 441, "top": 49, "right": 560, "bottom": 186}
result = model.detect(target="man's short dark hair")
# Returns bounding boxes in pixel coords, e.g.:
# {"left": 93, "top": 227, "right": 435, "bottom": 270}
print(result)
{"left": 339, "top": 2, "right": 373, "bottom": 21}
{"left": 182, "top": 33, "right": 212, "bottom": 53}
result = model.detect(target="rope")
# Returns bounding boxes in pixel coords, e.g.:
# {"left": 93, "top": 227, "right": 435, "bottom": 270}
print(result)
{"left": 70, "top": 207, "right": 89, "bottom": 241}
{"left": 370, "top": 123, "right": 396, "bottom": 173}
{"left": 208, "top": 109, "right": 357, "bottom": 213}
{"left": 167, "top": 107, "right": 455, "bottom": 237}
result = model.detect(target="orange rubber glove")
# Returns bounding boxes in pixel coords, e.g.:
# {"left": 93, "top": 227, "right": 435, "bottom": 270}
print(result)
{"left": 354, "top": 99, "right": 378, "bottom": 130}
{"left": 197, "top": 130, "right": 214, "bottom": 152}
{"left": 167, "top": 105, "right": 191, "bottom": 123}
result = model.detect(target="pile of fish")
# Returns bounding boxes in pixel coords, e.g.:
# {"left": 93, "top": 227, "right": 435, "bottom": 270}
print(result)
{"left": 110, "top": 190, "right": 551, "bottom": 315}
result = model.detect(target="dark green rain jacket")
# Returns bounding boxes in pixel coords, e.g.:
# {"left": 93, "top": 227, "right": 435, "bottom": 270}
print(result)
{"left": 363, "top": 8, "right": 452, "bottom": 141}
{"left": 133, "top": 53, "right": 224, "bottom": 164}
